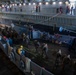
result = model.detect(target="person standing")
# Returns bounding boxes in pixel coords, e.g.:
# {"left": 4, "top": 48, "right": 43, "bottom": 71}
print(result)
{"left": 42, "top": 43, "right": 48, "bottom": 58}
{"left": 66, "top": 6, "right": 70, "bottom": 14}
{"left": 28, "top": 25, "right": 33, "bottom": 39}
{"left": 54, "top": 49, "right": 62, "bottom": 70}
{"left": 25, "top": 34, "right": 30, "bottom": 48}
{"left": 60, "top": 6, "right": 63, "bottom": 13}
{"left": 61, "top": 55, "right": 72, "bottom": 75}
{"left": 34, "top": 40, "right": 40, "bottom": 53}
{"left": 71, "top": 6, "right": 73, "bottom": 15}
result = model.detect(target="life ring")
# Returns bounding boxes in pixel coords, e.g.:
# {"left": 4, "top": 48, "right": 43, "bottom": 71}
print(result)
{"left": 20, "top": 60, "right": 25, "bottom": 69}
{"left": 9, "top": 52, "right": 15, "bottom": 61}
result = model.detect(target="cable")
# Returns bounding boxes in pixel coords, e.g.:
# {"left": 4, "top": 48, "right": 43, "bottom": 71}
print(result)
{"left": 31, "top": 13, "right": 61, "bottom": 25}
{"left": 44, "top": 13, "right": 61, "bottom": 22}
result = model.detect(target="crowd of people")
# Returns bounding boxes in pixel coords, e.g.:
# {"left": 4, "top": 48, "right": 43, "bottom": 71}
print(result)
{"left": 1, "top": 3, "right": 75, "bottom": 15}
{"left": 0, "top": 25, "right": 76, "bottom": 75}
{"left": 54, "top": 49, "right": 76, "bottom": 75}
{"left": 0, "top": 25, "right": 48, "bottom": 58}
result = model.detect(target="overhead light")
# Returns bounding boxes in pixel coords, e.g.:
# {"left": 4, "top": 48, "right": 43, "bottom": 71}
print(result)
{"left": 29, "top": 3, "right": 31, "bottom": 5}
{"left": 23, "top": 3, "right": 25, "bottom": 6}
{"left": 19, "top": 3, "right": 21, "bottom": 6}
{"left": 59, "top": 2, "right": 62, "bottom": 5}
{"left": 46, "top": 2, "right": 49, "bottom": 5}
{"left": 53, "top": 2, "right": 56, "bottom": 5}
{"left": 15, "top": 4, "right": 17, "bottom": 6}
{"left": 65, "top": 1, "right": 69, "bottom": 5}
{"left": 12, "top": 4, "right": 14, "bottom": 6}
{"left": 10, "top": 4, "right": 12, "bottom": 7}
{"left": 39, "top": 2, "right": 42, "bottom": 5}
{"left": 2, "top": 5, "right": 4, "bottom": 7}
{"left": 33, "top": 3, "right": 36, "bottom": 5}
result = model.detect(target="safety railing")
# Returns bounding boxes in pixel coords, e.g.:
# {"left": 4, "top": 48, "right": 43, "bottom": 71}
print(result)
{"left": 0, "top": 11, "right": 76, "bottom": 30}
{"left": 30, "top": 61, "right": 54, "bottom": 75}
{"left": 0, "top": 34, "right": 54, "bottom": 75}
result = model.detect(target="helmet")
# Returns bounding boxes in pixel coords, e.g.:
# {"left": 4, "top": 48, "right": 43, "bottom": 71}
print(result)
{"left": 20, "top": 45, "right": 23, "bottom": 48}
{"left": 58, "top": 49, "right": 61, "bottom": 54}
{"left": 23, "top": 33, "right": 25, "bottom": 36}
{"left": 35, "top": 40, "right": 37, "bottom": 42}
{"left": 67, "top": 55, "right": 70, "bottom": 59}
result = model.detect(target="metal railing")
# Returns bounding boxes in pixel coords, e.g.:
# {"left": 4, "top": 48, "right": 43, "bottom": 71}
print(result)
{"left": 0, "top": 35, "right": 54, "bottom": 75}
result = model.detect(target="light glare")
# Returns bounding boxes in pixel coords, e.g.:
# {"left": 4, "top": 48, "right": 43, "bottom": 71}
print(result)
{"left": 59, "top": 2, "right": 62, "bottom": 5}
{"left": 23, "top": 3, "right": 25, "bottom": 6}
{"left": 39, "top": 2, "right": 42, "bottom": 5}
{"left": 46, "top": 2, "right": 49, "bottom": 5}
{"left": 33, "top": 3, "right": 36, "bottom": 5}
{"left": 2, "top": 5, "right": 4, "bottom": 7}
{"left": 53, "top": 2, "right": 56, "bottom": 5}
{"left": 29, "top": 3, "right": 31, "bottom": 5}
